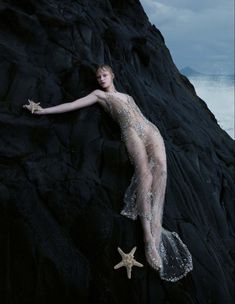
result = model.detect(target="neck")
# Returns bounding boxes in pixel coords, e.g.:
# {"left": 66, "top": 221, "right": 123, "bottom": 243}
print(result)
{"left": 106, "top": 85, "right": 117, "bottom": 93}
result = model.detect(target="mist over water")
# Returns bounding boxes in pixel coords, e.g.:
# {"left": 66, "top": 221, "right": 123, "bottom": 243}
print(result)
{"left": 188, "top": 75, "right": 234, "bottom": 139}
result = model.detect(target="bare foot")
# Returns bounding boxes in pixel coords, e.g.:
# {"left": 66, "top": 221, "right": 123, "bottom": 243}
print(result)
{"left": 145, "top": 238, "right": 162, "bottom": 271}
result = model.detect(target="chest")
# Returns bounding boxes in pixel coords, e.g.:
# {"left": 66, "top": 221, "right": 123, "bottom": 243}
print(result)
{"left": 103, "top": 98, "right": 132, "bottom": 118}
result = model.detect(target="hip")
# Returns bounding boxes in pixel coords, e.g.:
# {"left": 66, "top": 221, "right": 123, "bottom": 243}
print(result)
{"left": 121, "top": 120, "right": 163, "bottom": 144}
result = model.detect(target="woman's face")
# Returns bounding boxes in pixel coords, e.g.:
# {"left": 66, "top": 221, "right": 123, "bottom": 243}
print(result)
{"left": 96, "top": 68, "right": 114, "bottom": 89}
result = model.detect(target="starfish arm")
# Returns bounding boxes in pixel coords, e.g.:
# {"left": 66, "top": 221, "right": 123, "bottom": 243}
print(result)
{"left": 117, "top": 247, "right": 126, "bottom": 257}
{"left": 130, "top": 246, "right": 137, "bottom": 256}
{"left": 127, "top": 266, "right": 132, "bottom": 279}
{"left": 27, "top": 101, "right": 33, "bottom": 113}
{"left": 133, "top": 260, "right": 144, "bottom": 267}
{"left": 114, "top": 261, "right": 124, "bottom": 269}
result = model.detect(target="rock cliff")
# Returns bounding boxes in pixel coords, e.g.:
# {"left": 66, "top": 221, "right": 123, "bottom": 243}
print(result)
{"left": 0, "top": 1, "right": 234, "bottom": 303}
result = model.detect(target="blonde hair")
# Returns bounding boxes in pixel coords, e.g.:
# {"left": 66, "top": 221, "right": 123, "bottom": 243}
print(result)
{"left": 95, "top": 64, "right": 114, "bottom": 75}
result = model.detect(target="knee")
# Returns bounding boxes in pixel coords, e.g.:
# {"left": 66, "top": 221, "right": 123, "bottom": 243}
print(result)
{"left": 155, "top": 158, "right": 167, "bottom": 175}
{"left": 140, "top": 168, "right": 153, "bottom": 185}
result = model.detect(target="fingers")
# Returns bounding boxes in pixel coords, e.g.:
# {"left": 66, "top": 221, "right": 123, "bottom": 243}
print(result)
{"left": 22, "top": 99, "right": 39, "bottom": 113}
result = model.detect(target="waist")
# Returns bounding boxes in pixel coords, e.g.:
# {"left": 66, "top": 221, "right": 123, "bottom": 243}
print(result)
{"left": 120, "top": 120, "right": 150, "bottom": 141}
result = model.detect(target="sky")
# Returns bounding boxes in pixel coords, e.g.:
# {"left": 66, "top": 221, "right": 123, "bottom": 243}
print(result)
{"left": 139, "top": 0, "right": 234, "bottom": 75}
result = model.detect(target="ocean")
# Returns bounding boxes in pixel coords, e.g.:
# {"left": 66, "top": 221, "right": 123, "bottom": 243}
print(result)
{"left": 188, "top": 75, "right": 234, "bottom": 139}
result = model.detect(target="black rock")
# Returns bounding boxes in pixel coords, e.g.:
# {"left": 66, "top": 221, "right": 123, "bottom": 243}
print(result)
{"left": 0, "top": 1, "right": 234, "bottom": 304}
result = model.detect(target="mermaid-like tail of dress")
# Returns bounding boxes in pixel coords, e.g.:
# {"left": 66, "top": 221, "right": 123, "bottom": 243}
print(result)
{"left": 120, "top": 168, "right": 193, "bottom": 282}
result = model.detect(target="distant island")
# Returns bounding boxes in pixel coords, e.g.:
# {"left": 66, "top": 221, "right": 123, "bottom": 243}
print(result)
{"left": 180, "top": 66, "right": 234, "bottom": 80}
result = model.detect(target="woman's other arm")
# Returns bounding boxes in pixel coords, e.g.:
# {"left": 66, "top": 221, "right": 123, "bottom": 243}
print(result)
{"left": 23, "top": 90, "right": 101, "bottom": 115}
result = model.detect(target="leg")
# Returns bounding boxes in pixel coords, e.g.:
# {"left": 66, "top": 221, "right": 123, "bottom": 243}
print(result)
{"left": 124, "top": 128, "right": 153, "bottom": 242}
{"left": 145, "top": 131, "right": 167, "bottom": 248}
{"left": 124, "top": 129, "right": 162, "bottom": 270}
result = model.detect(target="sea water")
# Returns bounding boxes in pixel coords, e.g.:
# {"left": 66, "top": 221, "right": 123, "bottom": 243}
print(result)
{"left": 188, "top": 75, "right": 234, "bottom": 139}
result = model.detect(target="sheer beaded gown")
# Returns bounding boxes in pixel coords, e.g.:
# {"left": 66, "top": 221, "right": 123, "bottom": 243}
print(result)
{"left": 100, "top": 92, "right": 193, "bottom": 282}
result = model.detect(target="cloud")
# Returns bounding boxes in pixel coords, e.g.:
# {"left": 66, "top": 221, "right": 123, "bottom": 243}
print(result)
{"left": 145, "top": 0, "right": 232, "bottom": 12}
{"left": 139, "top": 0, "right": 234, "bottom": 74}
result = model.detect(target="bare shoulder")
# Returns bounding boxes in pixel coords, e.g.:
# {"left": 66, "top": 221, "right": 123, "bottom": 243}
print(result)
{"left": 91, "top": 90, "right": 133, "bottom": 106}
{"left": 91, "top": 89, "right": 106, "bottom": 99}
{"left": 90, "top": 89, "right": 107, "bottom": 105}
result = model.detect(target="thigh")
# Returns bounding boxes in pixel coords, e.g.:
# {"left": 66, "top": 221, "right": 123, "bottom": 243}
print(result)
{"left": 124, "top": 128, "right": 150, "bottom": 175}
{"left": 145, "top": 126, "right": 167, "bottom": 166}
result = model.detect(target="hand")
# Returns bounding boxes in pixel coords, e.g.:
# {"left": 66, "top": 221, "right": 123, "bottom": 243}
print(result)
{"left": 22, "top": 99, "right": 44, "bottom": 114}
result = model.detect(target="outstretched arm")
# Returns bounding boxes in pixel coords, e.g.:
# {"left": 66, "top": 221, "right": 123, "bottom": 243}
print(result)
{"left": 23, "top": 90, "right": 100, "bottom": 115}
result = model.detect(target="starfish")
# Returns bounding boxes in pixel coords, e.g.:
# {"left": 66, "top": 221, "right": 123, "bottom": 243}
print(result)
{"left": 114, "top": 246, "right": 144, "bottom": 279}
{"left": 26, "top": 99, "right": 42, "bottom": 113}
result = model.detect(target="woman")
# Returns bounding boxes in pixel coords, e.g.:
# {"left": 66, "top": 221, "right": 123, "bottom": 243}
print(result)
{"left": 23, "top": 64, "right": 193, "bottom": 282}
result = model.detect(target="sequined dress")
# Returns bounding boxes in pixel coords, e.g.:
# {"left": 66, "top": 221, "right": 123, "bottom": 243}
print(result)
{"left": 102, "top": 92, "right": 193, "bottom": 282}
